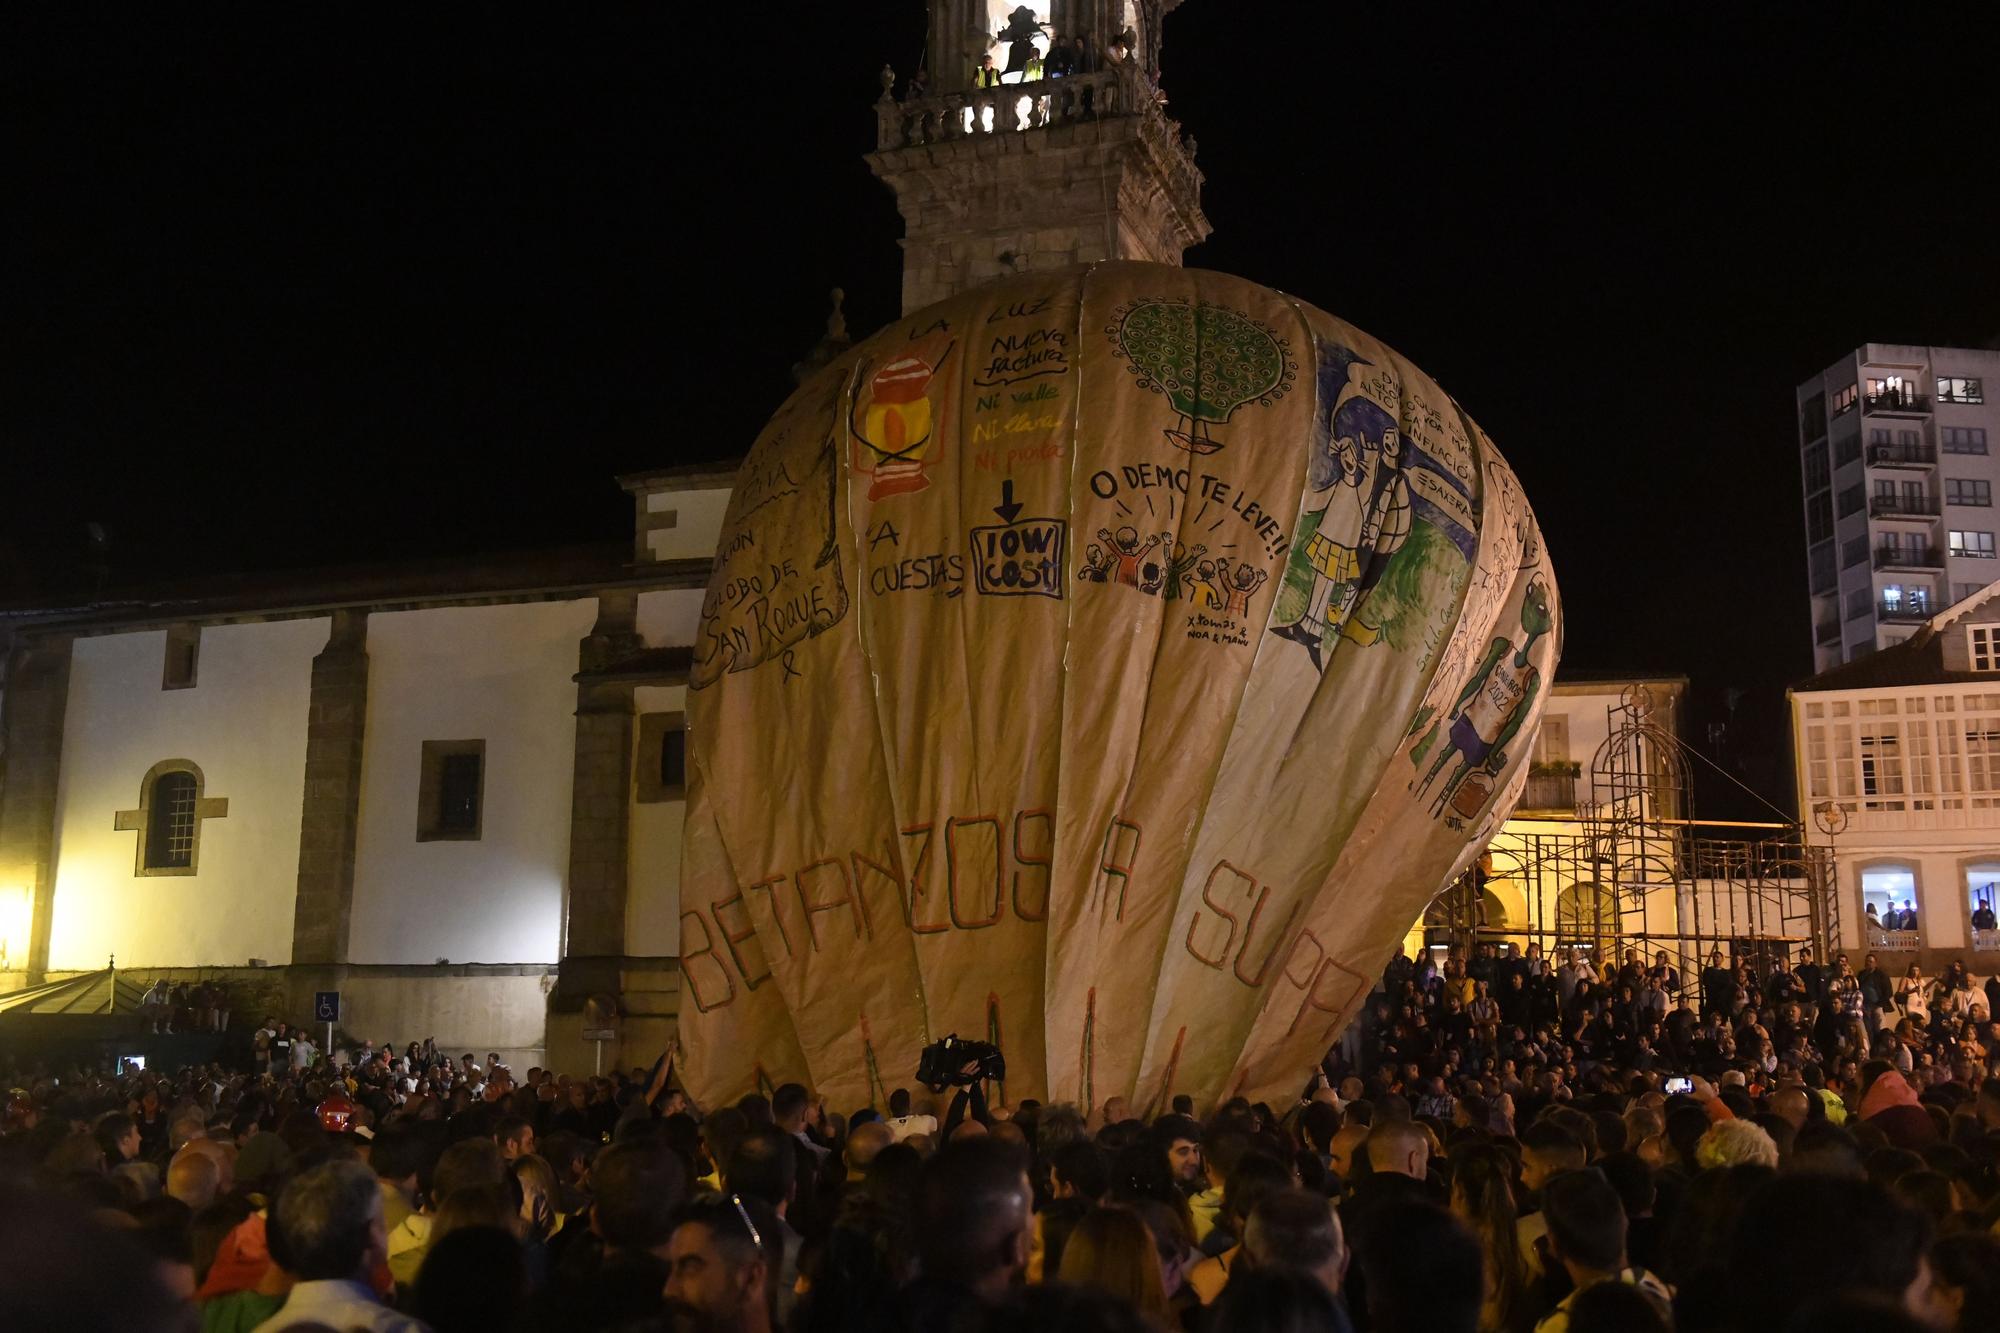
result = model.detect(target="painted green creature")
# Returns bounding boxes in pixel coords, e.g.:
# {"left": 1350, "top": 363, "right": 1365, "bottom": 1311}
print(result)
{"left": 1410, "top": 576, "right": 1553, "bottom": 817}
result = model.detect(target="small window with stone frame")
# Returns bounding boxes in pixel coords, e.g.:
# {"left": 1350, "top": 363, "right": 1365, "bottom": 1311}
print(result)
{"left": 163, "top": 625, "right": 200, "bottom": 690}
{"left": 635, "top": 712, "right": 688, "bottom": 804}
{"left": 418, "top": 740, "right": 486, "bottom": 841}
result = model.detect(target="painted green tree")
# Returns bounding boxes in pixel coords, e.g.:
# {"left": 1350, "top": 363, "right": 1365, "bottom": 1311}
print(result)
{"left": 1110, "top": 299, "right": 1294, "bottom": 454}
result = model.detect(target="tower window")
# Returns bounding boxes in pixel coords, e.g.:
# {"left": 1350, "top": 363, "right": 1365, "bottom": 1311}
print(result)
{"left": 418, "top": 740, "right": 486, "bottom": 841}
{"left": 636, "top": 712, "right": 689, "bottom": 804}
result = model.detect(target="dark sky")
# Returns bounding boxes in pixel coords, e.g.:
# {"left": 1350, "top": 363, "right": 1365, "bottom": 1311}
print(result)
{"left": 10, "top": 8, "right": 1999, "bottom": 814}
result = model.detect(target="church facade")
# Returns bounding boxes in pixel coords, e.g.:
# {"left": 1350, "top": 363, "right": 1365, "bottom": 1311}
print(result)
{"left": 0, "top": 467, "right": 731, "bottom": 1072}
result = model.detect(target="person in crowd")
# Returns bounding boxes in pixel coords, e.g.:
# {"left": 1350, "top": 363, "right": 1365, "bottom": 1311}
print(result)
{"left": 1532, "top": 1168, "right": 1668, "bottom": 1333}
{"left": 1056, "top": 1204, "right": 1173, "bottom": 1326}
{"left": 256, "top": 1157, "right": 426, "bottom": 1332}
{"left": 899, "top": 1137, "right": 1033, "bottom": 1327}
{"left": 664, "top": 1192, "right": 779, "bottom": 1333}
{"left": 1242, "top": 1187, "right": 1347, "bottom": 1300}
{"left": 1447, "top": 1142, "right": 1528, "bottom": 1332}
{"left": 1351, "top": 1200, "right": 1482, "bottom": 1333}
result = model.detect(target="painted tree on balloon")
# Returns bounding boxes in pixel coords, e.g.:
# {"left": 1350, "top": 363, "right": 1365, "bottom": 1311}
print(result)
{"left": 1109, "top": 299, "right": 1295, "bottom": 455}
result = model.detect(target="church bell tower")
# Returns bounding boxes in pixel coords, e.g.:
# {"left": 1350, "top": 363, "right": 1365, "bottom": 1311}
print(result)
{"left": 867, "top": 1, "right": 1209, "bottom": 315}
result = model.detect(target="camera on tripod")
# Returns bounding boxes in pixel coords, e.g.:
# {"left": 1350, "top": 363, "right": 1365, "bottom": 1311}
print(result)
{"left": 916, "top": 1033, "right": 1005, "bottom": 1092}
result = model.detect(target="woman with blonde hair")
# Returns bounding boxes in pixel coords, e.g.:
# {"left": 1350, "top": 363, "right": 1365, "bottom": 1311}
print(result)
{"left": 1057, "top": 1204, "right": 1173, "bottom": 1328}
{"left": 1447, "top": 1142, "right": 1528, "bottom": 1332}
{"left": 508, "top": 1153, "right": 561, "bottom": 1242}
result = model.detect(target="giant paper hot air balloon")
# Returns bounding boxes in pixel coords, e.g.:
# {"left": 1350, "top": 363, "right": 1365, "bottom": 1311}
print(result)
{"left": 678, "top": 263, "right": 1558, "bottom": 1113}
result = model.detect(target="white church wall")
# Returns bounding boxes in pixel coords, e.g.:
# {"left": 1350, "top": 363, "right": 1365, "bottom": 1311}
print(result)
{"left": 47, "top": 619, "right": 326, "bottom": 969}
{"left": 628, "top": 682, "right": 686, "bottom": 956}
{"left": 635, "top": 589, "right": 703, "bottom": 648}
{"left": 348, "top": 600, "right": 595, "bottom": 965}
{"left": 643, "top": 487, "right": 731, "bottom": 562}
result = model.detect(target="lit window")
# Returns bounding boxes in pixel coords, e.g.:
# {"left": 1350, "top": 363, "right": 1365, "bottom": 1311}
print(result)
{"left": 1939, "top": 376, "right": 1984, "bottom": 404}
{"left": 1832, "top": 384, "right": 1858, "bottom": 417}
{"left": 1950, "top": 530, "right": 1997, "bottom": 559}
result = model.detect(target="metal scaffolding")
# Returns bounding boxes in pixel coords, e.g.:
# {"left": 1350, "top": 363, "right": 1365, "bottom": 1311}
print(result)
{"left": 1430, "top": 686, "right": 1840, "bottom": 981}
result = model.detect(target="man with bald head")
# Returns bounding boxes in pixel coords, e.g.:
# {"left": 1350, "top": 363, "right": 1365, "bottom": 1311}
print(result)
{"left": 1338, "top": 1118, "right": 1442, "bottom": 1327}
{"left": 166, "top": 1150, "right": 220, "bottom": 1210}
{"left": 844, "top": 1120, "right": 893, "bottom": 1183}
{"left": 1326, "top": 1123, "right": 1371, "bottom": 1185}
{"left": 1770, "top": 1085, "right": 1812, "bottom": 1134}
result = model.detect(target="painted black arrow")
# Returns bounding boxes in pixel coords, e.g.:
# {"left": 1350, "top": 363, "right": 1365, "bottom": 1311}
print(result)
{"left": 993, "top": 479, "right": 1023, "bottom": 524}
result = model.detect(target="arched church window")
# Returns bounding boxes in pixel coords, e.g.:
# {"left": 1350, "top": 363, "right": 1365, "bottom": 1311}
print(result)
{"left": 146, "top": 771, "right": 198, "bottom": 870}
{"left": 115, "top": 760, "right": 227, "bottom": 877}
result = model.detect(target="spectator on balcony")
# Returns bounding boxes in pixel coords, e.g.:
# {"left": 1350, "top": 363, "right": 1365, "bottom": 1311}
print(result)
{"left": 1045, "top": 34, "right": 1074, "bottom": 78}
{"left": 1973, "top": 898, "right": 1997, "bottom": 932}
{"left": 1897, "top": 899, "right": 1920, "bottom": 931}
{"left": 973, "top": 54, "right": 999, "bottom": 89}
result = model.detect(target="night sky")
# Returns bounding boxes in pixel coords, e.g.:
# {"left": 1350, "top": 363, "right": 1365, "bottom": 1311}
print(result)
{"left": 11, "top": 9, "right": 1999, "bottom": 816}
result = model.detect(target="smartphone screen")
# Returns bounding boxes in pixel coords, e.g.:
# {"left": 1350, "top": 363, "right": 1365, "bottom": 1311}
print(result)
{"left": 1663, "top": 1075, "right": 1693, "bottom": 1094}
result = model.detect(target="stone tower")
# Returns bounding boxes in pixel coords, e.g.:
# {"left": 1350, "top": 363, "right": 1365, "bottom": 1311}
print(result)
{"left": 867, "top": 1, "right": 1209, "bottom": 315}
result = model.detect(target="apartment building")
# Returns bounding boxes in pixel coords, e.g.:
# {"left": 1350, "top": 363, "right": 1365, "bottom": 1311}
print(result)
{"left": 1799, "top": 343, "right": 2000, "bottom": 673}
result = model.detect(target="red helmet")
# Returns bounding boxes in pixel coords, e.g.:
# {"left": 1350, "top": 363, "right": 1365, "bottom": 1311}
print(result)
{"left": 315, "top": 1089, "right": 356, "bottom": 1134}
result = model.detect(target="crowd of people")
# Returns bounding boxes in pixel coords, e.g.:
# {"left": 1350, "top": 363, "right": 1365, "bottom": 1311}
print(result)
{"left": 5, "top": 936, "right": 2000, "bottom": 1332}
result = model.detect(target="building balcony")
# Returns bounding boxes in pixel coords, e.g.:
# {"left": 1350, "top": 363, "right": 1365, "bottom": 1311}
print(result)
{"left": 878, "top": 66, "right": 1181, "bottom": 152}
{"left": 1867, "top": 442, "right": 1937, "bottom": 468}
{"left": 1515, "top": 770, "right": 1577, "bottom": 814}
{"left": 1877, "top": 598, "right": 1938, "bottom": 623}
{"left": 1870, "top": 494, "right": 1940, "bottom": 518}
{"left": 1865, "top": 392, "right": 1931, "bottom": 416}
{"left": 1873, "top": 546, "right": 1944, "bottom": 570}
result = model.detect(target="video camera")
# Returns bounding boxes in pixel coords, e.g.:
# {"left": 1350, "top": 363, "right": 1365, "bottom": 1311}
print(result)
{"left": 916, "top": 1033, "right": 1006, "bottom": 1092}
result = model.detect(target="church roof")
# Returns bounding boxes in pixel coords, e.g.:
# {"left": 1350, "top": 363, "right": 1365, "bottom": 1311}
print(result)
{"left": 0, "top": 541, "right": 710, "bottom": 633}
